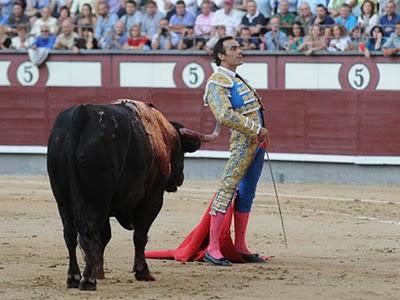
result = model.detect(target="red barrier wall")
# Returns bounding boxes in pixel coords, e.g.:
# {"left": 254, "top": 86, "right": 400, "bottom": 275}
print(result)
{"left": 1, "top": 87, "right": 399, "bottom": 155}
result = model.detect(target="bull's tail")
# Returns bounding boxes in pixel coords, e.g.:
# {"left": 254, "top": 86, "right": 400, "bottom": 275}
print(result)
{"left": 67, "top": 104, "right": 88, "bottom": 230}
{"left": 67, "top": 104, "right": 103, "bottom": 279}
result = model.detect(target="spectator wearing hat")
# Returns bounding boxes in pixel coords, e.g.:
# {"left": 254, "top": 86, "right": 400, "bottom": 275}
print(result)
{"left": 119, "top": 0, "right": 143, "bottom": 33}
{"left": 211, "top": 0, "right": 244, "bottom": 36}
{"left": 151, "top": 17, "right": 180, "bottom": 49}
{"left": 95, "top": 1, "right": 119, "bottom": 41}
{"left": 142, "top": 1, "right": 165, "bottom": 39}
{"left": 30, "top": 6, "right": 58, "bottom": 37}
{"left": 169, "top": 0, "right": 195, "bottom": 35}
{"left": 241, "top": 0, "right": 267, "bottom": 37}
{"left": 54, "top": 19, "right": 79, "bottom": 49}
{"left": 11, "top": 24, "right": 35, "bottom": 49}
{"left": 262, "top": 16, "right": 287, "bottom": 50}
{"left": 335, "top": 4, "right": 357, "bottom": 32}
{"left": 33, "top": 24, "right": 57, "bottom": 48}
{"left": 379, "top": 0, "right": 400, "bottom": 37}
{"left": 194, "top": 0, "right": 214, "bottom": 38}
{"left": 382, "top": 20, "right": 400, "bottom": 56}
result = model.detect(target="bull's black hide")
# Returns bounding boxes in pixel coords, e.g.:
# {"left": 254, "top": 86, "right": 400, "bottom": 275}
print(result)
{"left": 47, "top": 102, "right": 201, "bottom": 290}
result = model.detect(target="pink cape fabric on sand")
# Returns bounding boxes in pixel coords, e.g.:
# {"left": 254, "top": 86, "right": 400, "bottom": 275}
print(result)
{"left": 145, "top": 202, "right": 246, "bottom": 263}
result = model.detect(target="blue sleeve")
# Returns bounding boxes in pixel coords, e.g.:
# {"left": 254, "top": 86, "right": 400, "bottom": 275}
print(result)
{"left": 382, "top": 34, "right": 393, "bottom": 49}
{"left": 95, "top": 18, "right": 102, "bottom": 39}
{"left": 347, "top": 16, "right": 357, "bottom": 31}
{"left": 47, "top": 35, "right": 56, "bottom": 48}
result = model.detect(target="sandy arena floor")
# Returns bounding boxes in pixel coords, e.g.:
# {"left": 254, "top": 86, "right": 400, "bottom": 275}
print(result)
{"left": 0, "top": 176, "right": 399, "bottom": 300}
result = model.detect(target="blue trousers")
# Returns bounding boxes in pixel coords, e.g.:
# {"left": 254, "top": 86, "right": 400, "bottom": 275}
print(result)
{"left": 235, "top": 147, "right": 265, "bottom": 213}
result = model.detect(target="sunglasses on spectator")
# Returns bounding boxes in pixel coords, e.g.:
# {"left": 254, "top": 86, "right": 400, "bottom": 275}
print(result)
{"left": 41, "top": 30, "right": 49, "bottom": 32}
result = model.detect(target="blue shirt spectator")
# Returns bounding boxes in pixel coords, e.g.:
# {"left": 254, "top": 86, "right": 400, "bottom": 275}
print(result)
{"left": 264, "top": 16, "right": 288, "bottom": 50}
{"left": 100, "top": 21, "right": 128, "bottom": 49}
{"left": 379, "top": 1, "right": 400, "bottom": 37}
{"left": 141, "top": 0, "right": 165, "bottom": 38}
{"left": 151, "top": 18, "right": 180, "bottom": 49}
{"left": 335, "top": 4, "right": 357, "bottom": 32}
{"left": 366, "top": 25, "right": 386, "bottom": 51}
{"left": 265, "top": 30, "right": 288, "bottom": 50}
{"left": 95, "top": 2, "right": 119, "bottom": 40}
{"left": 382, "top": 25, "right": 400, "bottom": 49}
{"left": 169, "top": 0, "right": 195, "bottom": 35}
{"left": 34, "top": 33, "right": 56, "bottom": 48}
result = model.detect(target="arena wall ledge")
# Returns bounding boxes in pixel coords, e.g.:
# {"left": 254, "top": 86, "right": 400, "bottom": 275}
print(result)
{"left": 0, "top": 51, "right": 399, "bottom": 183}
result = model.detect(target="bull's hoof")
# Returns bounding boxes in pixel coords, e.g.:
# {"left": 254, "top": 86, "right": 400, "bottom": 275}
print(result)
{"left": 135, "top": 271, "right": 155, "bottom": 282}
{"left": 66, "top": 277, "right": 80, "bottom": 289}
{"left": 79, "top": 278, "right": 97, "bottom": 291}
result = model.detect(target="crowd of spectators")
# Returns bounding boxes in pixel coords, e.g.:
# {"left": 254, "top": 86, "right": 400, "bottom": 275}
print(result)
{"left": 0, "top": 0, "right": 399, "bottom": 56}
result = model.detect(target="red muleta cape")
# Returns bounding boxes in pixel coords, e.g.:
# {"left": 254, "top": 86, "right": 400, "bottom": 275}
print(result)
{"left": 145, "top": 201, "right": 247, "bottom": 262}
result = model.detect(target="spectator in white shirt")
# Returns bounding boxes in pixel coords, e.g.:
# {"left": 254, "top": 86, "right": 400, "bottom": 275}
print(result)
{"left": 30, "top": 6, "right": 59, "bottom": 37}
{"left": 11, "top": 25, "right": 35, "bottom": 49}
{"left": 211, "top": 0, "right": 244, "bottom": 36}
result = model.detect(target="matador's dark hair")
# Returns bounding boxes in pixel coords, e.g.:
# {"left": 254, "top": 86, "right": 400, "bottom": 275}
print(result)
{"left": 213, "top": 36, "right": 234, "bottom": 66}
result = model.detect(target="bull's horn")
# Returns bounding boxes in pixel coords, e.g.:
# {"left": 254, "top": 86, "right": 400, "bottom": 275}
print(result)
{"left": 179, "top": 122, "right": 221, "bottom": 143}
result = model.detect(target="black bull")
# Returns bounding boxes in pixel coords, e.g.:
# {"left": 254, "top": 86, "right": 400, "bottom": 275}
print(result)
{"left": 47, "top": 101, "right": 218, "bottom": 290}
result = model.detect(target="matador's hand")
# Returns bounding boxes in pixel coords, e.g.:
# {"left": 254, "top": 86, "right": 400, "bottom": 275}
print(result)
{"left": 257, "top": 127, "right": 270, "bottom": 149}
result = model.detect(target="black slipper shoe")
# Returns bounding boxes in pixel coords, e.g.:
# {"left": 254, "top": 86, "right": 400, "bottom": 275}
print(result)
{"left": 239, "top": 253, "right": 267, "bottom": 263}
{"left": 204, "top": 252, "right": 232, "bottom": 266}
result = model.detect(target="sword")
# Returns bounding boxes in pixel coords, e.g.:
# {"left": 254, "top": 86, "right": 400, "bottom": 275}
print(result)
{"left": 265, "top": 150, "right": 288, "bottom": 249}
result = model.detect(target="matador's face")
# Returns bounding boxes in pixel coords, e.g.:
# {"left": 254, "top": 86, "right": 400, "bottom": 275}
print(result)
{"left": 221, "top": 39, "right": 243, "bottom": 69}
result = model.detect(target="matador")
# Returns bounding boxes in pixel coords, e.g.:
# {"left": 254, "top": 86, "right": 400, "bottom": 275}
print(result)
{"left": 203, "top": 36, "right": 270, "bottom": 266}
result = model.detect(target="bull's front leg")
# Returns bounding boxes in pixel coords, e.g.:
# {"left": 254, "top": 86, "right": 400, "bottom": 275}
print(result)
{"left": 133, "top": 228, "right": 155, "bottom": 281}
{"left": 132, "top": 192, "right": 163, "bottom": 281}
